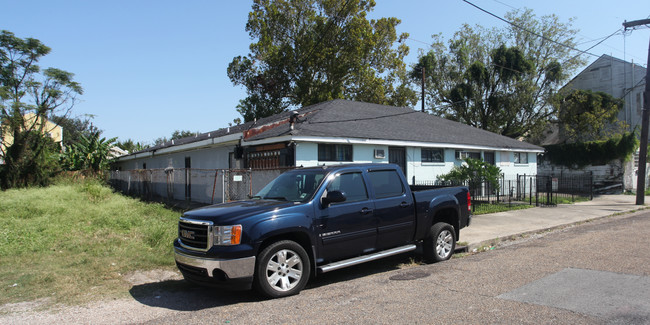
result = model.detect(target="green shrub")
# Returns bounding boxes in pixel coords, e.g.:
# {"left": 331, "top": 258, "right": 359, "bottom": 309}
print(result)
{"left": 438, "top": 158, "right": 502, "bottom": 190}
{"left": 543, "top": 132, "right": 638, "bottom": 168}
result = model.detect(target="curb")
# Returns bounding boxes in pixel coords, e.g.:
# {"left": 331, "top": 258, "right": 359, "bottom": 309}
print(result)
{"left": 463, "top": 206, "right": 650, "bottom": 253}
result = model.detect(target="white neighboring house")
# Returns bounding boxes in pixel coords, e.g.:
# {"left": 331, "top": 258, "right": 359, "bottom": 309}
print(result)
{"left": 113, "top": 99, "right": 542, "bottom": 182}
{"left": 109, "top": 146, "right": 128, "bottom": 159}
{"left": 537, "top": 54, "right": 647, "bottom": 191}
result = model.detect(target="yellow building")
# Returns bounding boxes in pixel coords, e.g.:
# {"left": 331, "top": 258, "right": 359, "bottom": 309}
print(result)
{"left": 1, "top": 113, "right": 63, "bottom": 163}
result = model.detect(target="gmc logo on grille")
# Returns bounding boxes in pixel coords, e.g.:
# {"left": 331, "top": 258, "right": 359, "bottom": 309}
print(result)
{"left": 180, "top": 229, "right": 195, "bottom": 240}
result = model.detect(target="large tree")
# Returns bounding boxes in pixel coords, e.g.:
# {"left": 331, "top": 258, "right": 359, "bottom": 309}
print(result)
{"left": 557, "top": 89, "right": 626, "bottom": 143}
{"left": 50, "top": 114, "right": 98, "bottom": 148}
{"left": 0, "top": 30, "right": 82, "bottom": 189}
{"left": 411, "top": 9, "right": 584, "bottom": 140}
{"left": 228, "top": 0, "right": 417, "bottom": 122}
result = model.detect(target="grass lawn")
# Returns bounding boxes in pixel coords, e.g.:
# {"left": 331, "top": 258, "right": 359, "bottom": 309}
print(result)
{"left": 472, "top": 195, "right": 591, "bottom": 215}
{"left": 473, "top": 202, "right": 534, "bottom": 215}
{"left": 0, "top": 178, "right": 181, "bottom": 306}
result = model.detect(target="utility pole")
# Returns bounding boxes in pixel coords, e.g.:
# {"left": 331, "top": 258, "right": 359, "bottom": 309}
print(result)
{"left": 623, "top": 19, "right": 650, "bottom": 205}
{"left": 421, "top": 67, "right": 425, "bottom": 112}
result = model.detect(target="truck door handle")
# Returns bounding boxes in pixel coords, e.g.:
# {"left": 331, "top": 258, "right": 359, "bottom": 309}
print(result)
{"left": 399, "top": 202, "right": 410, "bottom": 208}
{"left": 360, "top": 207, "right": 373, "bottom": 215}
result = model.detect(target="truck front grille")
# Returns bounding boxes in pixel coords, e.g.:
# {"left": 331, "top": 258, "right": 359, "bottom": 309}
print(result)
{"left": 178, "top": 218, "right": 212, "bottom": 251}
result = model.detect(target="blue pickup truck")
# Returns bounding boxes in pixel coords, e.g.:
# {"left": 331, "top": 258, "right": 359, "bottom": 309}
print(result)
{"left": 174, "top": 163, "right": 471, "bottom": 298}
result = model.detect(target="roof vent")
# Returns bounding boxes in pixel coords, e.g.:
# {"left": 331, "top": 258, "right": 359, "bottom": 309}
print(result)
{"left": 290, "top": 111, "right": 299, "bottom": 130}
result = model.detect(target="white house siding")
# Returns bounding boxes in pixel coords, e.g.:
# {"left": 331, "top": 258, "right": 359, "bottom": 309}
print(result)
{"left": 409, "top": 148, "right": 456, "bottom": 182}
{"left": 566, "top": 55, "right": 646, "bottom": 135}
{"left": 112, "top": 145, "right": 235, "bottom": 203}
{"left": 114, "top": 145, "right": 234, "bottom": 170}
{"left": 499, "top": 151, "right": 537, "bottom": 176}
{"left": 546, "top": 55, "right": 647, "bottom": 192}
{"left": 295, "top": 142, "right": 538, "bottom": 184}
{"left": 294, "top": 142, "right": 389, "bottom": 167}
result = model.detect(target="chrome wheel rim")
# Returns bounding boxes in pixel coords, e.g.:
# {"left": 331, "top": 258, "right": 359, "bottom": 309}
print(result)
{"left": 265, "top": 249, "right": 303, "bottom": 292}
{"left": 436, "top": 229, "right": 453, "bottom": 259}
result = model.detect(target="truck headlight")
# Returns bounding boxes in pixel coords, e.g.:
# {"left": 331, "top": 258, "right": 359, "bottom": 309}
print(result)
{"left": 212, "top": 225, "right": 242, "bottom": 246}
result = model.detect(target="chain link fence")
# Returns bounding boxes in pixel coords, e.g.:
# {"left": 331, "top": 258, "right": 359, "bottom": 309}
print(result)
{"left": 109, "top": 167, "right": 295, "bottom": 208}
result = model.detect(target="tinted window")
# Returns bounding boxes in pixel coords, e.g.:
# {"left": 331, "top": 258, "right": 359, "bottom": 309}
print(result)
{"left": 256, "top": 169, "right": 327, "bottom": 202}
{"left": 368, "top": 170, "right": 404, "bottom": 198}
{"left": 327, "top": 172, "right": 368, "bottom": 203}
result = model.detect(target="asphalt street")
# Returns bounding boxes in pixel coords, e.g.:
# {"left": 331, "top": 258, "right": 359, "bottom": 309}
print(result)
{"left": 3, "top": 209, "right": 649, "bottom": 324}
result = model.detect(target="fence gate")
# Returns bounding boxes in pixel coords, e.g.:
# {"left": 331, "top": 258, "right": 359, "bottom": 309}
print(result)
{"left": 226, "top": 169, "right": 252, "bottom": 202}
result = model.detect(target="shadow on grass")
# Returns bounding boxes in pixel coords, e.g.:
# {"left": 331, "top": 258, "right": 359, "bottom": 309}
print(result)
{"left": 128, "top": 252, "right": 421, "bottom": 311}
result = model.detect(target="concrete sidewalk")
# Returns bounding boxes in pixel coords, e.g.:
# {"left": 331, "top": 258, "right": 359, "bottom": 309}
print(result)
{"left": 460, "top": 194, "right": 649, "bottom": 250}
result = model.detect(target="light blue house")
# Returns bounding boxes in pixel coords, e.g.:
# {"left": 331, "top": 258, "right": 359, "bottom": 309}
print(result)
{"left": 114, "top": 100, "right": 543, "bottom": 184}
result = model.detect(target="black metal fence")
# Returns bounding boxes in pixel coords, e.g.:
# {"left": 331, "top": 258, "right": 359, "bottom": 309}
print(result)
{"left": 415, "top": 173, "right": 593, "bottom": 212}
{"left": 110, "top": 168, "right": 594, "bottom": 212}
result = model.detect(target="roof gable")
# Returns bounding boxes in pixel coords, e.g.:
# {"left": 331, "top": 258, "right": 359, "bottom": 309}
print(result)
{"left": 563, "top": 54, "right": 647, "bottom": 92}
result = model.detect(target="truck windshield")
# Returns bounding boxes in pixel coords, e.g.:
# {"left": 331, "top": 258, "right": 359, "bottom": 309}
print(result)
{"left": 254, "top": 169, "right": 328, "bottom": 202}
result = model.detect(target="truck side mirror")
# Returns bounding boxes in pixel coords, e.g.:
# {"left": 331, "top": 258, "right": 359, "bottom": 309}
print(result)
{"left": 322, "top": 190, "right": 346, "bottom": 207}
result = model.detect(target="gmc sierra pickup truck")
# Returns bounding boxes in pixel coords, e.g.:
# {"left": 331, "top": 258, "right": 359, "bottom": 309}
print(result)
{"left": 174, "top": 163, "right": 471, "bottom": 298}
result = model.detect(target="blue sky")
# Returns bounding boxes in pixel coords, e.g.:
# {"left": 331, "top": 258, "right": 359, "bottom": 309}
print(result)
{"left": 2, "top": 0, "right": 649, "bottom": 144}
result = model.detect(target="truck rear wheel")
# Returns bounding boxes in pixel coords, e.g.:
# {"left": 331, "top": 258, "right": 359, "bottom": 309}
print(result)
{"left": 255, "top": 240, "right": 310, "bottom": 298}
{"left": 423, "top": 222, "right": 456, "bottom": 263}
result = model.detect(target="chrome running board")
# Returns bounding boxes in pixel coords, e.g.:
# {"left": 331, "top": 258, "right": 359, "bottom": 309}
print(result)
{"left": 318, "top": 244, "right": 416, "bottom": 273}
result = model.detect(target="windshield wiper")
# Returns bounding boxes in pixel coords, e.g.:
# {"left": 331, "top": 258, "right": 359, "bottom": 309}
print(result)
{"left": 250, "top": 195, "right": 262, "bottom": 199}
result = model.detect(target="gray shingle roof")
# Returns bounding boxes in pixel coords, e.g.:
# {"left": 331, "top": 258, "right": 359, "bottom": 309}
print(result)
{"left": 245, "top": 99, "right": 543, "bottom": 151}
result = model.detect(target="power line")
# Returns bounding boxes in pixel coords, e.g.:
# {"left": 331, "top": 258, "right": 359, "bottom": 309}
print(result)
{"left": 488, "top": 0, "right": 634, "bottom": 61}
{"left": 407, "top": 37, "right": 433, "bottom": 46}
{"left": 619, "top": 76, "right": 647, "bottom": 100}
{"left": 576, "top": 33, "right": 618, "bottom": 46}
{"left": 489, "top": 0, "right": 516, "bottom": 10}
{"left": 461, "top": 0, "right": 601, "bottom": 58}
{"left": 562, "top": 28, "right": 622, "bottom": 64}
{"left": 307, "top": 110, "right": 418, "bottom": 124}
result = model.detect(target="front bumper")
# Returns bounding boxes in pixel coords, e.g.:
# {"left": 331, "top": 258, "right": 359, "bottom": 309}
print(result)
{"left": 174, "top": 245, "right": 256, "bottom": 289}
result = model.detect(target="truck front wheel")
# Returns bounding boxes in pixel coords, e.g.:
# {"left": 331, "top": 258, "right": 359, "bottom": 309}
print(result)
{"left": 255, "top": 240, "right": 310, "bottom": 298}
{"left": 423, "top": 222, "right": 456, "bottom": 263}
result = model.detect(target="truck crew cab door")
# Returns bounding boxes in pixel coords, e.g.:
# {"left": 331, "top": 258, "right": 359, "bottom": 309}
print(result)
{"left": 316, "top": 171, "right": 376, "bottom": 263}
{"left": 367, "top": 168, "right": 415, "bottom": 250}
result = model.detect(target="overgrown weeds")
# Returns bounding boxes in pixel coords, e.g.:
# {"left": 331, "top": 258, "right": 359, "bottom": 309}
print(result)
{"left": 0, "top": 177, "right": 181, "bottom": 306}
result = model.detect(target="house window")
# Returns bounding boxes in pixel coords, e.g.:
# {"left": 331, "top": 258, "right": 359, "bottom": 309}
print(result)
{"left": 421, "top": 148, "right": 444, "bottom": 163}
{"left": 318, "top": 144, "right": 352, "bottom": 162}
{"left": 455, "top": 150, "right": 481, "bottom": 160}
{"left": 514, "top": 152, "right": 528, "bottom": 164}
{"left": 484, "top": 152, "right": 495, "bottom": 165}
